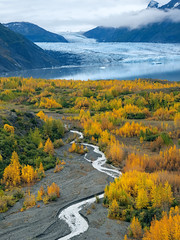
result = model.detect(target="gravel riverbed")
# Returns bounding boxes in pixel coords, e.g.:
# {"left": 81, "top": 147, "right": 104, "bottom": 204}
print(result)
{"left": 0, "top": 132, "right": 129, "bottom": 240}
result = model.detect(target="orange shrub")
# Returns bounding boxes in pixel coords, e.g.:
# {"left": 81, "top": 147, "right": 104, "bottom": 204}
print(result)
{"left": 54, "top": 159, "right": 65, "bottom": 173}
{"left": 124, "top": 145, "right": 180, "bottom": 172}
{"left": 47, "top": 182, "right": 60, "bottom": 198}
{"left": 106, "top": 140, "right": 125, "bottom": 166}
{"left": 124, "top": 153, "right": 150, "bottom": 172}
{"left": 129, "top": 217, "right": 143, "bottom": 239}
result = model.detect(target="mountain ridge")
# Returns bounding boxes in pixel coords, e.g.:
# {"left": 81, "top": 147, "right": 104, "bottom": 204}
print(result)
{"left": 84, "top": 0, "right": 180, "bottom": 43}
{"left": 147, "top": 0, "right": 180, "bottom": 9}
{"left": 4, "top": 22, "right": 68, "bottom": 43}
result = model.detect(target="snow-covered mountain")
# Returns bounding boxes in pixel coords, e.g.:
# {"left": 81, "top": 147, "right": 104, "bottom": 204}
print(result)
{"left": 147, "top": 0, "right": 159, "bottom": 8}
{"left": 159, "top": 0, "right": 180, "bottom": 9}
{"left": 148, "top": 0, "right": 180, "bottom": 9}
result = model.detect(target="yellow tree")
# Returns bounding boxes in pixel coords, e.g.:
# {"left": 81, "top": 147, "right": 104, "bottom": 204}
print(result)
{"left": 44, "top": 138, "right": 54, "bottom": 155}
{"left": 4, "top": 124, "right": 14, "bottom": 134}
{"left": 143, "top": 207, "right": 180, "bottom": 240}
{"left": 21, "top": 165, "right": 36, "bottom": 184}
{"left": 108, "top": 199, "right": 119, "bottom": 218}
{"left": 69, "top": 142, "right": 77, "bottom": 153}
{"left": 123, "top": 235, "right": 129, "bottom": 240}
{"left": 136, "top": 188, "right": 149, "bottom": 209}
{"left": 130, "top": 217, "right": 143, "bottom": 239}
{"left": 36, "top": 111, "right": 48, "bottom": 122}
{"left": 2, "top": 151, "right": 21, "bottom": 187}
{"left": 37, "top": 190, "right": 43, "bottom": 201}
{"left": 38, "top": 162, "right": 45, "bottom": 179}
{"left": 38, "top": 141, "right": 43, "bottom": 149}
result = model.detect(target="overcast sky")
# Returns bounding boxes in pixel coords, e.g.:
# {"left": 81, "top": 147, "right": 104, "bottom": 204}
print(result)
{"left": 0, "top": 0, "right": 178, "bottom": 32}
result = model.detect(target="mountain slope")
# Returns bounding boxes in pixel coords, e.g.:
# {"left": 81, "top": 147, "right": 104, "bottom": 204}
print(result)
{"left": 159, "top": 0, "right": 180, "bottom": 9}
{"left": 0, "top": 23, "right": 60, "bottom": 72}
{"left": 147, "top": 0, "right": 159, "bottom": 8}
{"left": 4, "top": 22, "right": 68, "bottom": 43}
{"left": 147, "top": 0, "right": 180, "bottom": 9}
{"left": 84, "top": 0, "right": 180, "bottom": 43}
{"left": 84, "top": 21, "right": 180, "bottom": 43}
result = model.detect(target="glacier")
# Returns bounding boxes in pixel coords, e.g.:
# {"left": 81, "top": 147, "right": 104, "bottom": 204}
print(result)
{"left": 2, "top": 32, "right": 180, "bottom": 81}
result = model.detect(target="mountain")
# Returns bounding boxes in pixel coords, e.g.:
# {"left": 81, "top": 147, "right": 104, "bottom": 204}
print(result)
{"left": 159, "top": 0, "right": 180, "bottom": 9}
{"left": 84, "top": 21, "right": 180, "bottom": 43}
{"left": 147, "top": 0, "right": 180, "bottom": 9}
{"left": 84, "top": 0, "right": 180, "bottom": 43}
{"left": 0, "top": 23, "right": 60, "bottom": 72}
{"left": 147, "top": 0, "right": 159, "bottom": 8}
{"left": 4, "top": 22, "right": 68, "bottom": 43}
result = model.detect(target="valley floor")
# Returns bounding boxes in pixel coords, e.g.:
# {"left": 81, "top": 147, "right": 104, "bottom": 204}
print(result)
{"left": 0, "top": 129, "right": 129, "bottom": 240}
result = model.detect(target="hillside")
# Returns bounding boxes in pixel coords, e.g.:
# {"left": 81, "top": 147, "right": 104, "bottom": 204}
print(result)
{"left": 4, "top": 22, "right": 68, "bottom": 43}
{"left": 0, "top": 23, "right": 61, "bottom": 72}
{"left": 0, "top": 77, "right": 179, "bottom": 239}
{"left": 84, "top": 21, "right": 180, "bottom": 43}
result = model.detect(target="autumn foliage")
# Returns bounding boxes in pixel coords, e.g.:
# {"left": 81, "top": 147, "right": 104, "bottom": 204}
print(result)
{"left": 124, "top": 145, "right": 180, "bottom": 172}
{"left": 143, "top": 206, "right": 180, "bottom": 240}
{"left": 36, "top": 183, "right": 60, "bottom": 204}
{"left": 69, "top": 142, "right": 87, "bottom": 154}
{"left": 129, "top": 217, "right": 143, "bottom": 239}
{"left": 36, "top": 111, "right": 48, "bottom": 122}
{"left": 2, "top": 151, "right": 45, "bottom": 188}
{"left": 2, "top": 151, "right": 21, "bottom": 187}
{"left": 47, "top": 182, "right": 60, "bottom": 198}
{"left": 54, "top": 159, "right": 65, "bottom": 173}
{"left": 39, "top": 97, "right": 62, "bottom": 109}
{"left": 106, "top": 140, "right": 125, "bottom": 166}
{"left": 114, "top": 121, "right": 158, "bottom": 139}
{"left": 44, "top": 138, "right": 54, "bottom": 155}
{"left": 4, "top": 124, "right": 14, "bottom": 134}
{"left": 23, "top": 191, "right": 36, "bottom": 210}
{"left": 21, "top": 165, "right": 37, "bottom": 184}
{"left": 104, "top": 171, "right": 174, "bottom": 220}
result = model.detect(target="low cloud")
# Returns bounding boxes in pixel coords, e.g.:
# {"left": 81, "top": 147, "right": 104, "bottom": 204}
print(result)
{"left": 96, "top": 8, "right": 180, "bottom": 29}
{"left": 0, "top": 0, "right": 179, "bottom": 32}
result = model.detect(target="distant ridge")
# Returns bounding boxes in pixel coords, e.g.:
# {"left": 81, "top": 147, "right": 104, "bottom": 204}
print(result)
{"left": 4, "top": 22, "right": 68, "bottom": 43}
{"left": 84, "top": 0, "right": 180, "bottom": 43}
{"left": 84, "top": 21, "right": 180, "bottom": 43}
